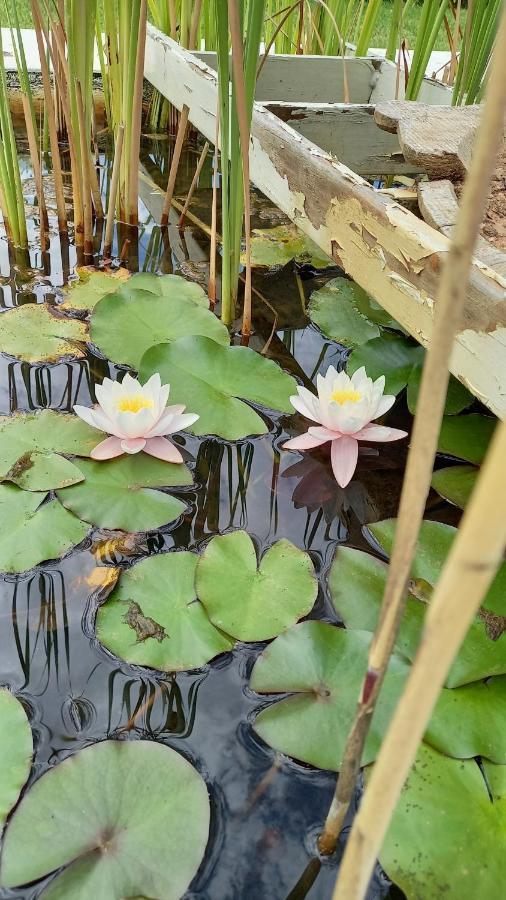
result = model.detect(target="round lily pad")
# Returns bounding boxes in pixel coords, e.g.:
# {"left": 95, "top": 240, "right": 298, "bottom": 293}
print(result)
{"left": 438, "top": 413, "right": 496, "bottom": 464}
{"left": 0, "top": 690, "right": 32, "bottom": 831}
{"left": 59, "top": 267, "right": 130, "bottom": 311}
{"left": 0, "top": 740, "right": 210, "bottom": 899}
{"left": 245, "top": 224, "right": 333, "bottom": 270}
{"left": 347, "top": 332, "right": 424, "bottom": 395}
{"left": 431, "top": 464, "right": 478, "bottom": 509}
{"left": 57, "top": 455, "right": 192, "bottom": 532}
{"left": 139, "top": 335, "right": 297, "bottom": 440}
{"left": 0, "top": 304, "right": 87, "bottom": 362}
{"left": 196, "top": 531, "right": 317, "bottom": 641}
{"left": 97, "top": 552, "right": 234, "bottom": 672}
{"left": 127, "top": 272, "right": 209, "bottom": 306}
{"left": 90, "top": 278, "right": 229, "bottom": 368}
{"left": 0, "top": 485, "right": 89, "bottom": 574}
{"left": 308, "top": 277, "right": 395, "bottom": 348}
{"left": 407, "top": 363, "right": 473, "bottom": 415}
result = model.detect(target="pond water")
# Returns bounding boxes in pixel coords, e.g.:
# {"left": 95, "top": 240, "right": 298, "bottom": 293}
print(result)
{"left": 0, "top": 136, "right": 458, "bottom": 899}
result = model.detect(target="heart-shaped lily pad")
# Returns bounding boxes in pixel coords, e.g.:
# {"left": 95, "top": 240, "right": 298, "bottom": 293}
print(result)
{"left": 90, "top": 277, "right": 229, "bottom": 368}
{"left": 0, "top": 485, "right": 89, "bottom": 574}
{"left": 127, "top": 272, "right": 209, "bottom": 306}
{"left": 0, "top": 411, "right": 98, "bottom": 492}
{"left": 0, "top": 304, "right": 87, "bottom": 362}
{"left": 139, "top": 335, "right": 297, "bottom": 440}
{"left": 0, "top": 690, "right": 32, "bottom": 832}
{"left": 59, "top": 267, "right": 130, "bottom": 311}
{"left": 374, "top": 743, "right": 506, "bottom": 900}
{"left": 308, "top": 277, "right": 399, "bottom": 348}
{"left": 97, "top": 552, "right": 234, "bottom": 671}
{"left": 0, "top": 740, "right": 210, "bottom": 899}
{"left": 438, "top": 413, "right": 496, "bottom": 464}
{"left": 431, "top": 464, "right": 478, "bottom": 509}
{"left": 196, "top": 531, "right": 317, "bottom": 641}
{"left": 57, "top": 455, "right": 192, "bottom": 532}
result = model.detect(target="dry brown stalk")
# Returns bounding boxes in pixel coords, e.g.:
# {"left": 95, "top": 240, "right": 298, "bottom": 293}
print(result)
{"left": 75, "top": 81, "right": 94, "bottom": 256}
{"left": 160, "top": 104, "right": 190, "bottom": 227}
{"left": 319, "top": 0, "right": 506, "bottom": 858}
{"left": 189, "top": 0, "right": 204, "bottom": 50}
{"left": 104, "top": 123, "right": 125, "bottom": 258}
{"left": 178, "top": 141, "right": 210, "bottom": 227}
{"left": 21, "top": 92, "right": 49, "bottom": 249}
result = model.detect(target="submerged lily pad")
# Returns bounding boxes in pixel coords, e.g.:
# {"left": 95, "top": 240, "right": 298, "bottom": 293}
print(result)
{"left": 97, "top": 552, "right": 234, "bottom": 671}
{"left": 59, "top": 267, "right": 130, "bottom": 311}
{"left": 0, "top": 305, "right": 87, "bottom": 362}
{"left": 431, "top": 464, "right": 478, "bottom": 509}
{"left": 308, "top": 277, "right": 399, "bottom": 347}
{"left": 0, "top": 740, "right": 210, "bottom": 899}
{"left": 245, "top": 225, "right": 333, "bottom": 270}
{"left": 0, "top": 690, "right": 32, "bottom": 831}
{"left": 438, "top": 413, "right": 496, "bottom": 464}
{"left": 57, "top": 455, "right": 192, "bottom": 532}
{"left": 140, "top": 335, "right": 297, "bottom": 440}
{"left": 91, "top": 277, "right": 228, "bottom": 368}
{"left": 196, "top": 531, "right": 317, "bottom": 641}
{"left": 0, "top": 411, "right": 98, "bottom": 492}
{"left": 375, "top": 743, "right": 506, "bottom": 900}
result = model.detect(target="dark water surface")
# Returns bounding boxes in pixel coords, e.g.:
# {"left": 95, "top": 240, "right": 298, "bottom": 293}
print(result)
{"left": 0, "top": 138, "right": 452, "bottom": 899}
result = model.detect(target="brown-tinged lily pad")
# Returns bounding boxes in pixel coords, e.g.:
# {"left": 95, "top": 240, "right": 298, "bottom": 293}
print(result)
{"left": 0, "top": 305, "right": 87, "bottom": 362}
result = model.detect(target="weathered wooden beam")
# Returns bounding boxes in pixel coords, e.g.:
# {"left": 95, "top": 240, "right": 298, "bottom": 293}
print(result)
{"left": 144, "top": 25, "right": 506, "bottom": 419}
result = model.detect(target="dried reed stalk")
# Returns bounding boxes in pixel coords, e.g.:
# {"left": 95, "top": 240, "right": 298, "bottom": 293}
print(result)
{"left": 178, "top": 141, "right": 210, "bottom": 226}
{"left": 189, "top": 0, "right": 204, "bottom": 49}
{"left": 319, "top": 0, "right": 506, "bottom": 858}
{"left": 76, "top": 81, "right": 94, "bottom": 256}
{"left": 160, "top": 104, "right": 190, "bottom": 227}
{"left": 104, "top": 122, "right": 125, "bottom": 258}
{"left": 21, "top": 92, "right": 49, "bottom": 247}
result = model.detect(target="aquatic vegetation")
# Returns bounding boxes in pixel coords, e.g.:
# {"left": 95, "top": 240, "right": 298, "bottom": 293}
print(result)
{"left": 284, "top": 366, "right": 407, "bottom": 488}
{"left": 0, "top": 690, "right": 32, "bottom": 829}
{"left": 59, "top": 267, "right": 130, "bottom": 312}
{"left": 0, "top": 305, "right": 89, "bottom": 364}
{"left": 432, "top": 413, "right": 497, "bottom": 509}
{"left": 308, "top": 276, "right": 399, "bottom": 349}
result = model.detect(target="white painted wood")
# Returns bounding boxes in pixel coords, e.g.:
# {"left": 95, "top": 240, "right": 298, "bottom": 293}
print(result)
{"left": 146, "top": 25, "right": 506, "bottom": 419}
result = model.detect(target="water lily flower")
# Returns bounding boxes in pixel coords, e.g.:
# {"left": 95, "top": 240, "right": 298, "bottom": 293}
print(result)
{"left": 74, "top": 373, "right": 198, "bottom": 463}
{"left": 284, "top": 366, "right": 407, "bottom": 488}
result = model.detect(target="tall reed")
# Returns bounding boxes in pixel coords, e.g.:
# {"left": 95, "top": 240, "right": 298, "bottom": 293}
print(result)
{"left": 0, "top": 27, "right": 27, "bottom": 248}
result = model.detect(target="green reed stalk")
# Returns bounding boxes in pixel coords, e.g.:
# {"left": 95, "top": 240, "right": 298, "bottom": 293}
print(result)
{"left": 0, "top": 27, "right": 27, "bottom": 247}
{"left": 453, "top": 0, "right": 503, "bottom": 105}
{"left": 405, "top": 0, "right": 449, "bottom": 100}
{"left": 354, "top": 0, "right": 382, "bottom": 56}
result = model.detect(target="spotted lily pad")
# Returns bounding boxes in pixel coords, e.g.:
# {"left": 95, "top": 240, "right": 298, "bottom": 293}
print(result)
{"left": 0, "top": 485, "right": 89, "bottom": 574}
{"left": 374, "top": 743, "right": 506, "bottom": 899}
{"left": 431, "top": 464, "right": 478, "bottom": 509}
{"left": 140, "top": 335, "right": 297, "bottom": 440}
{"left": 196, "top": 531, "right": 317, "bottom": 641}
{"left": 0, "top": 305, "right": 87, "bottom": 362}
{"left": 59, "top": 267, "right": 130, "bottom": 311}
{"left": 0, "top": 740, "right": 210, "bottom": 899}
{"left": 97, "top": 552, "right": 234, "bottom": 671}
{"left": 57, "top": 455, "right": 192, "bottom": 532}
{"left": 90, "top": 276, "right": 228, "bottom": 368}
{"left": 244, "top": 225, "right": 333, "bottom": 270}
{"left": 308, "top": 277, "right": 399, "bottom": 348}
{"left": 0, "top": 411, "right": 97, "bottom": 492}
{"left": 0, "top": 690, "right": 32, "bottom": 832}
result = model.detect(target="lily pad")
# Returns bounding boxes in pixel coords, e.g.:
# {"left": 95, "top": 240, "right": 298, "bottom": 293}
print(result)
{"left": 59, "top": 267, "right": 130, "bottom": 311}
{"left": 329, "top": 534, "right": 506, "bottom": 687}
{"left": 0, "top": 304, "right": 87, "bottom": 362}
{"left": 245, "top": 225, "right": 333, "bottom": 270}
{"left": 139, "top": 335, "right": 297, "bottom": 440}
{"left": 375, "top": 743, "right": 506, "bottom": 900}
{"left": 96, "top": 552, "right": 234, "bottom": 671}
{"left": 0, "top": 485, "right": 89, "bottom": 574}
{"left": 438, "top": 413, "right": 496, "bottom": 464}
{"left": 0, "top": 740, "right": 210, "bottom": 899}
{"left": 347, "top": 332, "right": 424, "bottom": 395}
{"left": 57, "top": 455, "right": 191, "bottom": 532}
{"left": 431, "top": 464, "right": 478, "bottom": 509}
{"left": 407, "top": 363, "right": 474, "bottom": 415}
{"left": 308, "top": 277, "right": 399, "bottom": 348}
{"left": 90, "top": 277, "right": 229, "bottom": 368}
{"left": 0, "top": 411, "right": 98, "bottom": 492}
{"left": 196, "top": 531, "right": 317, "bottom": 641}
{"left": 0, "top": 690, "right": 32, "bottom": 831}
{"left": 127, "top": 272, "right": 209, "bottom": 306}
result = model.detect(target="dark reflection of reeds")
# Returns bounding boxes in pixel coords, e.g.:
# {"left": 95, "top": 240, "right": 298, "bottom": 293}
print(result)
{"left": 12, "top": 570, "right": 70, "bottom": 694}
{"left": 3, "top": 354, "right": 116, "bottom": 414}
{"left": 106, "top": 670, "right": 205, "bottom": 739}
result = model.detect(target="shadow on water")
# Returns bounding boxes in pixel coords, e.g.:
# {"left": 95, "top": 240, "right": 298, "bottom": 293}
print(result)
{"left": 0, "top": 136, "right": 440, "bottom": 899}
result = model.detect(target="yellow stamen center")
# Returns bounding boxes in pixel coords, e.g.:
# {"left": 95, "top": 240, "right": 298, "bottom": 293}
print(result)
{"left": 330, "top": 389, "right": 362, "bottom": 405}
{"left": 117, "top": 395, "right": 154, "bottom": 414}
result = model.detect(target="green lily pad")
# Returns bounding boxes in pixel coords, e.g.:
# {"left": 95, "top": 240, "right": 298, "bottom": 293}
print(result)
{"left": 375, "top": 743, "right": 506, "bottom": 900}
{"left": 407, "top": 363, "right": 474, "bottom": 415}
{"left": 431, "top": 464, "right": 478, "bottom": 509}
{"left": 127, "top": 272, "right": 209, "bottom": 306}
{"left": 90, "top": 277, "right": 229, "bottom": 368}
{"left": 196, "top": 531, "right": 317, "bottom": 641}
{"left": 308, "top": 277, "right": 399, "bottom": 348}
{"left": 139, "top": 335, "right": 297, "bottom": 440}
{"left": 0, "top": 304, "right": 87, "bottom": 362}
{"left": 0, "top": 411, "right": 98, "bottom": 492}
{"left": 0, "top": 690, "right": 32, "bottom": 832}
{"left": 0, "top": 740, "right": 210, "bottom": 899}
{"left": 329, "top": 534, "right": 506, "bottom": 687}
{"left": 347, "top": 332, "right": 424, "bottom": 395}
{"left": 59, "top": 267, "right": 130, "bottom": 311}
{"left": 245, "top": 225, "right": 333, "bottom": 270}
{"left": 97, "top": 552, "right": 234, "bottom": 671}
{"left": 0, "top": 485, "right": 89, "bottom": 574}
{"left": 438, "top": 413, "right": 496, "bottom": 464}
{"left": 57, "top": 455, "right": 191, "bottom": 532}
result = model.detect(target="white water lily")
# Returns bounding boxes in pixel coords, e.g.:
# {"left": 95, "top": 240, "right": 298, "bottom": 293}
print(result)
{"left": 284, "top": 366, "right": 407, "bottom": 488}
{"left": 74, "top": 373, "right": 198, "bottom": 463}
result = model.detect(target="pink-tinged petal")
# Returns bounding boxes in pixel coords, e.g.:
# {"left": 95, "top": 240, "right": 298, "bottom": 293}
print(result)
{"left": 90, "top": 436, "right": 124, "bottom": 460}
{"left": 308, "top": 425, "right": 341, "bottom": 441}
{"left": 290, "top": 387, "right": 322, "bottom": 423}
{"left": 372, "top": 393, "right": 396, "bottom": 419}
{"left": 354, "top": 424, "right": 408, "bottom": 443}
{"left": 120, "top": 438, "right": 147, "bottom": 454}
{"left": 74, "top": 403, "right": 127, "bottom": 439}
{"left": 73, "top": 404, "right": 104, "bottom": 431}
{"left": 331, "top": 436, "right": 359, "bottom": 488}
{"left": 144, "top": 437, "right": 184, "bottom": 463}
{"left": 284, "top": 432, "right": 329, "bottom": 450}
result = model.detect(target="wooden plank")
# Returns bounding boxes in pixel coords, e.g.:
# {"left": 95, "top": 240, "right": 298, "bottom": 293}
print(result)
{"left": 144, "top": 25, "right": 506, "bottom": 419}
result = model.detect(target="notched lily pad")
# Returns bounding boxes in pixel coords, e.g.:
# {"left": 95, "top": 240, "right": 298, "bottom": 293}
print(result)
{"left": 127, "top": 272, "right": 209, "bottom": 306}
{"left": 308, "top": 277, "right": 399, "bottom": 348}
{"left": 0, "top": 690, "right": 32, "bottom": 832}
{"left": 59, "top": 266, "right": 130, "bottom": 311}
{"left": 431, "top": 464, "right": 477, "bottom": 509}
{"left": 0, "top": 740, "right": 210, "bottom": 900}
{"left": 0, "top": 304, "right": 87, "bottom": 362}
{"left": 97, "top": 552, "right": 234, "bottom": 672}
{"left": 196, "top": 531, "right": 317, "bottom": 641}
